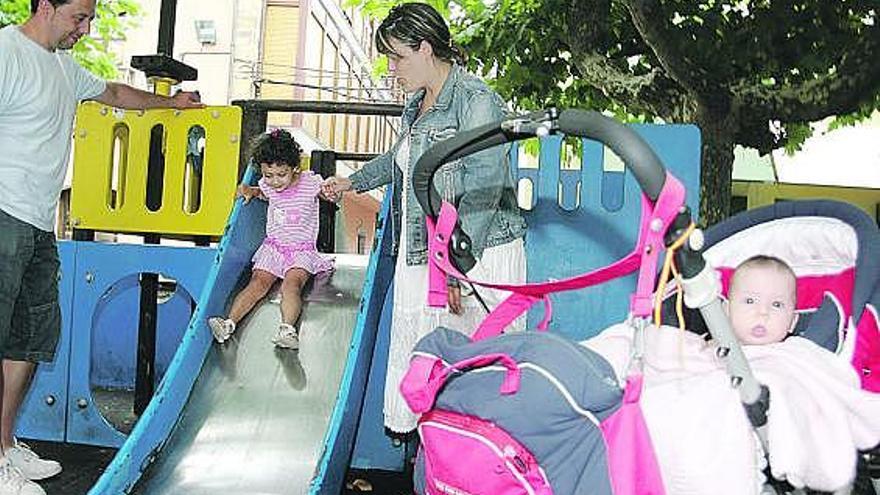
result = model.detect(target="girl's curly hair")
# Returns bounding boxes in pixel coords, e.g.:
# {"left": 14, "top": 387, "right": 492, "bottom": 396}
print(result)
{"left": 249, "top": 128, "right": 303, "bottom": 169}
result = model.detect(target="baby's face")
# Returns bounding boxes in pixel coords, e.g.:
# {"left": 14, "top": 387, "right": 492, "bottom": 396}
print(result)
{"left": 260, "top": 162, "right": 297, "bottom": 191}
{"left": 727, "top": 265, "right": 798, "bottom": 345}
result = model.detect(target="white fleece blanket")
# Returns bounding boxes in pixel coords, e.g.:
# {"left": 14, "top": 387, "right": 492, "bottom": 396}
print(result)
{"left": 583, "top": 324, "right": 880, "bottom": 494}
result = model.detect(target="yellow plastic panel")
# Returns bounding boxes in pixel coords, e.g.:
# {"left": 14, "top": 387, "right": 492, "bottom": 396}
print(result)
{"left": 733, "top": 181, "right": 880, "bottom": 223}
{"left": 70, "top": 102, "right": 242, "bottom": 236}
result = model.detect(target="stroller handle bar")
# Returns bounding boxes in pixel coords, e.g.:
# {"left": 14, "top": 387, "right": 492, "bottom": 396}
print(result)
{"left": 412, "top": 108, "right": 667, "bottom": 224}
{"left": 412, "top": 108, "right": 772, "bottom": 433}
{"left": 556, "top": 109, "right": 666, "bottom": 200}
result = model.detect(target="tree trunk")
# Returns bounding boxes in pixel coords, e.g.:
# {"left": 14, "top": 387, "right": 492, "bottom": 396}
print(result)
{"left": 695, "top": 115, "right": 736, "bottom": 227}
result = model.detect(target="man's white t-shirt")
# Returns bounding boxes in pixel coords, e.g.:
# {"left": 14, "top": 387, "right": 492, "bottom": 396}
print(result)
{"left": 0, "top": 25, "right": 106, "bottom": 232}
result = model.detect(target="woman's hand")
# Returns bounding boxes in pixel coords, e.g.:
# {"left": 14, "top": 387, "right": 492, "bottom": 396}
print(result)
{"left": 237, "top": 184, "right": 261, "bottom": 203}
{"left": 320, "top": 176, "right": 352, "bottom": 202}
{"left": 447, "top": 285, "right": 463, "bottom": 315}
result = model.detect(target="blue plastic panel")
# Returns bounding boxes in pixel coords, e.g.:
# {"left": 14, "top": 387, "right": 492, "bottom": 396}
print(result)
{"left": 89, "top": 169, "right": 267, "bottom": 493}
{"left": 309, "top": 194, "right": 400, "bottom": 493}
{"left": 89, "top": 274, "right": 194, "bottom": 389}
{"left": 66, "top": 241, "right": 215, "bottom": 448}
{"left": 516, "top": 125, "right": 701, "bottom": 339}
{"left": 349, "top": 209, "right": 407, "bottom": 471}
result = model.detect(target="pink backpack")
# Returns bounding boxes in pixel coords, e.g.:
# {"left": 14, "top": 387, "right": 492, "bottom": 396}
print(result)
{"left": 399, "top": 175, "right": 686, "bottom": 495}
{"left": 400, "top": 327, "right": 666, "bottom": 495}
{"left": 420, "top": 409, "right": 552, "bottom": 495}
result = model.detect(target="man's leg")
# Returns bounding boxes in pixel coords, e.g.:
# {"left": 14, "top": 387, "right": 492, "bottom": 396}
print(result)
{"left": 0, "top": 209, "right": 30, "bottom": 455}
{"left": 0, "top": 224, "right": 62, "bottom": 481}
{"left": 0, "top": 360, "right": 34, "bottom": 451}
{"left": 0, "top": 209, "right": 52, "bottom": 492}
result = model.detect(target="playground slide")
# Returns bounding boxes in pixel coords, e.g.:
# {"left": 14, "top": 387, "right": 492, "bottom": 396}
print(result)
{"left": 88, "top": 169, "right": 391, "bottom": 494}
{"left": 132, "top": 257, "right": 367, "bottom": 494}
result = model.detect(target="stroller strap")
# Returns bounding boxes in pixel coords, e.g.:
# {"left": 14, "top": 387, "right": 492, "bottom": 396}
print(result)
{"left": 426, "top": 173, "right": 687, "bottom": 341}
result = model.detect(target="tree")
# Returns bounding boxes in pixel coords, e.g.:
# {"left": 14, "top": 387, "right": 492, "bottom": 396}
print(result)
{"left": 1, "top": 0, "right": 142, "bottom": 79}
{"left": 351, "top": 0, "right": 880, "bottom": 225}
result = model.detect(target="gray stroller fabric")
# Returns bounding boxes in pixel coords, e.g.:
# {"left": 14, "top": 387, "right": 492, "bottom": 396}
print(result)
{"left": 411, "top": 327, "right": 624, "bottom": 495}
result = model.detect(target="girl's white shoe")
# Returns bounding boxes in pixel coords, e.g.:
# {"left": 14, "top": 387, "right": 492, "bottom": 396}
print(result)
{"left": 208, "top": 317, "right": 236, "bottom": 343}
{"left": 272, "top": 323, "right": 299, "bottom": 349}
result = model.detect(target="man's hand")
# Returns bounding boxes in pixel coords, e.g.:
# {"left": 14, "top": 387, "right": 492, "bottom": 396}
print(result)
{"left": 320, "top": 176, "right": 352, "bottom": 202}
{"left": 95, "top": 83, "right": 206, "bottom": 110}
{"left": 238, "top": 184, "right": 260, "bottom": 203}
{"left": 172, "top": 90, "right": 204, "bottom": 109}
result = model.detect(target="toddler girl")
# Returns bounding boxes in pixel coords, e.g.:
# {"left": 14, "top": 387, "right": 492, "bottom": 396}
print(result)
{"left": 208, "top": 129, "right": 334, "bottom": 349}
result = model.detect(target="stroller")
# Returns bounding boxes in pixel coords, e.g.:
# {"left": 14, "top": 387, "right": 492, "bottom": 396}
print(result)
{"left": 402, "top": 108, "right": 880, "bottom": 494}
{"left": 669, "top": 198, "right": 880, "bottom": 494}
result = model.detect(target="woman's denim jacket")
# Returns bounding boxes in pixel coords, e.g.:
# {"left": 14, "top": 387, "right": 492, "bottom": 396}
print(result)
{"left": 349, "top": 65, "right": 527, "bottom": 266}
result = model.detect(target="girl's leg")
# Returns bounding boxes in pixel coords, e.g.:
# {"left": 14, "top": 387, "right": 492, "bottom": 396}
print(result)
{"left": 273, "top": 269, "right": 311, "bottom": 349}
{"left": 228, "top": 269, "right": 276, "bottom": 323}
{"left": 279, "top": 268, "right": 311, "bottom": 327}
{"left": 210, "top": 269, "right": 277, "bottom": 343}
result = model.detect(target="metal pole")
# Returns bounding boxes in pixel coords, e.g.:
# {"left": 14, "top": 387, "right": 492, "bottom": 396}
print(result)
{"left": 134, "top": 0, "right": 179, "bottom": 416}
{"left": 231, "top": 99, "right": 403, "bottom": 116}
{"left": 157, "top": 0, "right": 178, "bottom": 57}
{"left": 135, "top": 133, "right": 164, "bottom": 416}
{"left": 237, "top": 105, "right": 268, "bottom": 182}
{"left": 311, "top": 150, "right": 337, "bottom": 253}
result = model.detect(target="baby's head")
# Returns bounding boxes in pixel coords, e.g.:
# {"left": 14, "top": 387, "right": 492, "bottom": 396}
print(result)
{"left": 726, "top": 255, "right": 798, "bottom": 345}
{"left": 250, "top": 128, "right": 303, "bottom": 191}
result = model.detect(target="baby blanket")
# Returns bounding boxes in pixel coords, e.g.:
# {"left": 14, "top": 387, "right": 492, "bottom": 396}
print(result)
{"left": 584, "top": 324, "right": 880, "bottom": 493}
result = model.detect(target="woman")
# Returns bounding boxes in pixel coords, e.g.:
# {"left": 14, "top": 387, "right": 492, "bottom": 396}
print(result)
{"left": 321, "top": 2, "right": 527, "bottom": 433}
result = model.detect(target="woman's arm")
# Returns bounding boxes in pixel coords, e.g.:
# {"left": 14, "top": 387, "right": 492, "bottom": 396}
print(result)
{"left": 455, "top": 90, "right": 509, "bottom": 257}
{"left": 320, "top": 149, "right": 395, "bottom": 201}
{"left": 349, "top": 150, "right": 395, "bottom": 193}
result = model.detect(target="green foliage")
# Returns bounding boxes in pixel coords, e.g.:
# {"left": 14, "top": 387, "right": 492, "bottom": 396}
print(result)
{"left": 344, "top": 0, "right": 448, "bottom": 19}
{"left": 781, "top": 122, "right": 813, "bottom": 155}
{"left": 351, "top": 0, "right": 878, "bottom": 143}
{"left": 828, "top": 93, "right": 880, "bottom": 131}
{"left": 350, "top": 0, "right": 880, "bottom": 223}
{"left": 0, "top": 0, "right": 142, "bottom": 79}
{"left": 0, "top": 0, "right": 29, "bottom": 26}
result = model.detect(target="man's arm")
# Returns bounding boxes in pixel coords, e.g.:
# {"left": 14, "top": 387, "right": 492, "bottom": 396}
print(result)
{"left": 92, "top": 82, "right": 203, "bottom": 110}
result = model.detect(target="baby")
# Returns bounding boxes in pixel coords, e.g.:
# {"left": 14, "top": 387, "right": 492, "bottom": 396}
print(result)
{"left": 725, "top": 255, "right": 799, "bottom": 345}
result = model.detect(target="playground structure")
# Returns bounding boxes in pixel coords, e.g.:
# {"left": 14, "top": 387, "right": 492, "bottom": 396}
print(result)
{"left": 15, "top": 1, "right": 878, "bottom": 492}
{"left": 22, "top": 100, "right": 880, "bottom": 495}
{"left": 19, "top": 89, "right": 708, "bottom": 493}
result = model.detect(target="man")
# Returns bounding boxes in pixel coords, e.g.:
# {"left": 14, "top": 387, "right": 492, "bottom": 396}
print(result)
{"left": 0, "top": 0, "right": 202, "bottom": 493}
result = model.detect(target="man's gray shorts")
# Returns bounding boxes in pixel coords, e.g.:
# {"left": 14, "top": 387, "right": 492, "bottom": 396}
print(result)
{"left": 0, "top": 209, "right": 61, "bottom": 362}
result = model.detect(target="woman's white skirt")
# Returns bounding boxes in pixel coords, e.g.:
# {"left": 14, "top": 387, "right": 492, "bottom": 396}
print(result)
{"left": 383, "top": 236, "right": 526, "bottom": 433}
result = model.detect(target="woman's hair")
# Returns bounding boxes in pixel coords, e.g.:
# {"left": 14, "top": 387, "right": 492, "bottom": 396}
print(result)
{"left": 376, "top": 2, "right": 465, "bottom": 65}
{"left": 249, "top": 128, "right": 302, "bottom": 169}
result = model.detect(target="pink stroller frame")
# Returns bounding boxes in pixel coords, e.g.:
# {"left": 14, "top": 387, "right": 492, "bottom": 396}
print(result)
{"left": 407, "top": 108, "right": 783, "bottom": 494}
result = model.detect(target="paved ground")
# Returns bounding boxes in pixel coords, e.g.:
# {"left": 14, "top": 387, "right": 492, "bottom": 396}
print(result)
{"left": 24, "top": 441, "right": 413, "bottom": 495}
{"left": 25, "top": 440, "right": 116, "bottom": 495}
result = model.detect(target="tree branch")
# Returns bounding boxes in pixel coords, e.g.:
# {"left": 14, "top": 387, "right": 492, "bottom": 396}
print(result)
{"left": 733, "top": 27, "right": 880, "bottom": 124}
{"left": 568, "top": 50, "right": 693, "bottom": 121}
{"left": 623, "top": 0, "right": 721, "bottom": 99}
